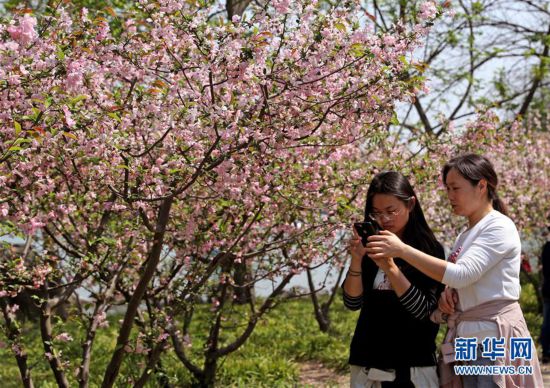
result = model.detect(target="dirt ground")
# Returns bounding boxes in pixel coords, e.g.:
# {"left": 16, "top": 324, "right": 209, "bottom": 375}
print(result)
{"left": 298, "top": 361, "right": 349, "bottom": 387}
{"left": 299, "top": 360, "right": 550, "bottom": 387}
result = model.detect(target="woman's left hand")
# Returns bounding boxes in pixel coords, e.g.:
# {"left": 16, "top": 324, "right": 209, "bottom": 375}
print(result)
{"left": 366, "top": 230, "right": 406, "bottom": 259}
{"left": 370, "top": 256, "right": 395, "bottom": 272}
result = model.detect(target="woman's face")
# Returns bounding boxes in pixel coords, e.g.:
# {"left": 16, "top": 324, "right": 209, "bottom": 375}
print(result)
{"left": 444, "top": 167, "right": 484, "bottom": 217}
{"left": 371, "top": 193, "right": 412, "bottom": 236}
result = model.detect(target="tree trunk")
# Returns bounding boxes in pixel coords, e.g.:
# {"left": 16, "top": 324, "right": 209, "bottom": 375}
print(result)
{"left": 79, "top": 309, "right": 101, "bottom": 388}
{"left": 307, "top": 266, "right": 345, "bottom": 332}
{"left": 40, "top": 304, "right": 69, "bottom": 388}
{"left": 134, "top": 339, "right": 169, "bottom": 388}
{"left": 101, "top": 197, "right": 173, "bottom": 388}
{"left": 232, "top": 259, "right": 254, "bottom": 305}
{"left": 201, "top": 357, "right": 218, "bottom": 388}
{"left": 0, "top": 298, "right": 34, "bottom": 388}
{"left": 226, "top": 0, "right": 253, "bottom": 20}
{"left": 307, "top": 268, "right": 330, "bottom": 332}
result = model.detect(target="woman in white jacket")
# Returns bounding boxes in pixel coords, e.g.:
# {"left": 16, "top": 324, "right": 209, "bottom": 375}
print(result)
{"left": 366, "top": 153, "right": 542, "bottom": 388}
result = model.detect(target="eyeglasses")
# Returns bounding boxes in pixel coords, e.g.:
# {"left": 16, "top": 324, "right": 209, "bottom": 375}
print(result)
{"left": 369, "top": 197, "right": 413, "bottom": 221}
{"left": 369, "top": 208, "right": 405, "bottom": 221}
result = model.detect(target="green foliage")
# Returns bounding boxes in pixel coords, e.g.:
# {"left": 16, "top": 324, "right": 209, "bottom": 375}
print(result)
{"left": 0, "top": 289, "right": 543, "bottom": 386}
{"left": 447, "top": 30, "right": 459, "bottom": 47}
{"left": 493, "top": 69, "right": 510, "bottom": 99}
{"left": 471, "top": 2, "right": 484, "bottom": 15}
{"left": 520, "top": 278, "right": 543, "bottom": 341}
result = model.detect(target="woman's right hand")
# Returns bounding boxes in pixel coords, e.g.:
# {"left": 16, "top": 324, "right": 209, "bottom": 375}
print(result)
{"left": 348, "top": 226, "right": 367, "bottom": 264}
{"left": 438, "top": 287, "right": 458, "bottom": 314}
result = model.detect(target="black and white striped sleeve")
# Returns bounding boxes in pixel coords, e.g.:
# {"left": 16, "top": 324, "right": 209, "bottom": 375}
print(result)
{"left": 398, "top": 285, "right": 438, "bottom": 320}
{"left": 342, "top": 289, "right": 363, "bottom": 311}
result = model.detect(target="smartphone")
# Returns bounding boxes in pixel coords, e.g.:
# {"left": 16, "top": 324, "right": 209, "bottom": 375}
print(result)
{"left": 353, "top": 219, "right": 381, "bottom": 246}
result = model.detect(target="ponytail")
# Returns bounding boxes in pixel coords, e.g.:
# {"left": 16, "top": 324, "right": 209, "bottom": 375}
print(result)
{"left": 490, "top": 192, "right": 508, "bottom": 217}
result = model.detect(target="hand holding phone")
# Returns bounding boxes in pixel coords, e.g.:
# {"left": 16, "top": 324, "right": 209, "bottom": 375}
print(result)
{"left": 353, "top": 219, "right": 381, "bottom": 247}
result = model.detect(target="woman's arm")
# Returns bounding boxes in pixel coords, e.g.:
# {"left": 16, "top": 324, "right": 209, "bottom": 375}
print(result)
{"left": 367, "top": 231, "right": 448, "bottom": 282}
{"left": 375, "top": 258, "right": 439, "bottom": 320}
{"left": 342, "top": 260, "right": 363, "bottom": 297}
{"left": 342, "top": 227, "right": 366, "bottom": 302}
{"left": 372, "top": 257, "right": 410, "bottom": 296}
{"left": 440, "top": 222, "right": 518, "bottom": 288}
{"left": 399, "top": 284, "right": 439, "bottom": 320}
{"left": 342, "top": 286, "right": 363, "bottom": 310}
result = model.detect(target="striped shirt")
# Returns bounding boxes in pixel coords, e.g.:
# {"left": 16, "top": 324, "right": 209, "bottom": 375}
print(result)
{"left": 343, "top": 276, "right": 438, "bottom": 320}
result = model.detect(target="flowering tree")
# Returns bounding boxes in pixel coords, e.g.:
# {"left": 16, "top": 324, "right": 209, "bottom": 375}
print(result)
{"left": 418, "top": 112, "right": 550, "bottom": 244}
{"left": 0, "top": 0, "right": 438, "bottom": 386}
{"left": 345, "top": 0, "right": 550, "bottom": 135}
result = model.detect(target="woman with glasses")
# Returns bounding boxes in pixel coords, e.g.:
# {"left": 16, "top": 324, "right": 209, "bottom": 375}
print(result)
{"left": 344, "top": 171, "right": 445, "bottom": 387}
{"left": 366, "top": 154, "right": 543, "bottom": 387}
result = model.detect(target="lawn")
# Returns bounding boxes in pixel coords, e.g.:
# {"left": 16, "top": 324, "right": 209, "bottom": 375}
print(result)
{"left": 0, "top": 283, "right": 541, "bottom": 387}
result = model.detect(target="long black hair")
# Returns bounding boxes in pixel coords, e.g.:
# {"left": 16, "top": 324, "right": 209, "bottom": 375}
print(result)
{"left": 364, "top": 171, "right": 441, "bottom": 256}
{"left": 442, "top": 153, "right": 508, "bottom": 216}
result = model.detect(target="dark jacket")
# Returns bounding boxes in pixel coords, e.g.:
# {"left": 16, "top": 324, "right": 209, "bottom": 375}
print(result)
{"left": 541, "top": 241, "right": 550, "bottom": 300}
{"left": 343, "top": 243, "right": 445, "bottom": 369}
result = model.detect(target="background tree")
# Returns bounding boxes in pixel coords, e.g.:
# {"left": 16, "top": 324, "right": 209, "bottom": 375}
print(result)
{"left": 302, "top": 0, "right": 550, "bottom": 331}
{"left": 0, "top": 0, "right": 435, "bottom": 386}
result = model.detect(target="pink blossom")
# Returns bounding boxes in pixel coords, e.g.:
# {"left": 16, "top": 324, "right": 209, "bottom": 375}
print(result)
{"left": 94, "top": 311, "right": 109, "bottom": 327}
{"left": 124, "top": 19, "right": 137, "bottom": 34}
{"left": 66, "top": 60, "right": 85, "bottom": 91}
{"left": 62, "top": 106, "right": 76, "bottom": 128}
{"left": 419, "top": 2, "right": 438, "bottom": 19}
{"left": 211, "top": 298, "right": 220, "bottom": 311}
{"left": 0, "top": 203, "right": 8, "bottom": 217}
{"left": 3, "top": 41, "right": 19, "bottom": 51}
{"left": 6, "top": 304, "right": 19, "bottom": 319}
{"left": 7, "top": 15, "right": 38, "bottom": 45}
{"left": 134, "top": 342, "right": 148, "bottom": 355}
{"left": 273, "top": 0, "right": 291, "bottom": 13}
{"left": 55, "top": 332, "right": 74, "bottom": 342}
{"left": 0, "top": 0, "right": 447, "bottom": 376}
{"left": 96, "top": 21, "right": 110, "bottom": 41}
{"left": 12, "top": 344, "right": 22, "bottom": 356}
{"left": 157, "top": 333, "right": 169, "bottom": 342}
{"left": 32, "top": 265, "right": 52, "bottom": 288}
{"left": 383, "top": 35, "right": 397, "bottom": 46}
{"left": 81, "top": 7, "right": 89, "bottom": 23}
{"left": 25, "top": 217, "right": 46, "bottom": 234}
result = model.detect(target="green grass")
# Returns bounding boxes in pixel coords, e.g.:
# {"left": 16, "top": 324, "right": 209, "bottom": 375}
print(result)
{"left": 0, "top": 295, "right": 358, "bottom": 387}
{"left": 176, "top": 295, "right": 358, "bottom": 386}
{"left": 0, "top": 284, "right": 542, "bottom": 387}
